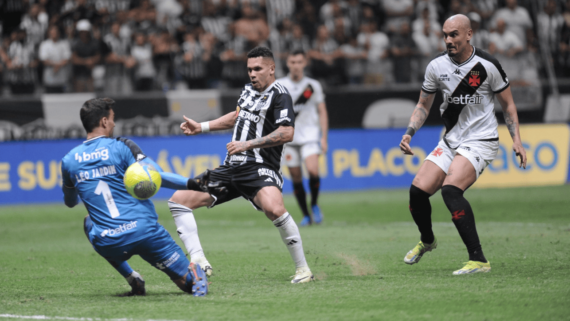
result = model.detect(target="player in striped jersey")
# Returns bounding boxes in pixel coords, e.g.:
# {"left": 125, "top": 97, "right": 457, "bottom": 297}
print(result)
{"left": 399, "top": 15, "right": 527, "bottom": 275}
{"left": 169, "top": 47, "right": 314, "bottom": 284}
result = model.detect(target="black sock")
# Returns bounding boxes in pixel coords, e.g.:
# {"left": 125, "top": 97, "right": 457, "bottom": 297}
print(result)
{"left": 309, "top": 176, "right": 320, "bottom": 207}
{"left": 441, "top": 185, "right": 487, "bottom": 263}
{"left": 292, "top": 182, "right": 310, "bottom": 217}
{"left": 409, "top": 185, "right": 435, "bottom": 244}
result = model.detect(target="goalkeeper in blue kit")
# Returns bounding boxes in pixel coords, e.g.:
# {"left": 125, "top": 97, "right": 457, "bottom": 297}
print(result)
{"left": 61, "top": 98, "right": 210, "bottom": 296}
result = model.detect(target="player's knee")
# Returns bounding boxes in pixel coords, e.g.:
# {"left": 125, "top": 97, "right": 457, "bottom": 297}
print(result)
{"left": 263, "top": 206, "right": 287, "bottom": 221}
{"left": 410, "top": 185, "right": 431, "bottom": 200}
{"left": 441, "top": 185, "right": 464, "bottom": 203}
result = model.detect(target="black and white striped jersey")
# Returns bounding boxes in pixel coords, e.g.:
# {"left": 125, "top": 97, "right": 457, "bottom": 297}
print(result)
{"left": 224, "top": 81, "right": 295, "bottom": 171}
{"left": 422, "top": 46, "right": 509, "bottom": 148}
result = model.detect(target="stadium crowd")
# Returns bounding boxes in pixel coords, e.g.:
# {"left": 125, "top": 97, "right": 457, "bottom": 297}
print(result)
{"left": 0, "top": 0, "right": 560, "bottom": 94}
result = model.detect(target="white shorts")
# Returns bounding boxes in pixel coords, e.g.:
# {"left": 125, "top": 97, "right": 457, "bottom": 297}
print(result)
{"left": 425, "top": 139, "right": 499, "bottom": 179}
{"left": 283, "top": 142, "right": 321, "bottom": 167}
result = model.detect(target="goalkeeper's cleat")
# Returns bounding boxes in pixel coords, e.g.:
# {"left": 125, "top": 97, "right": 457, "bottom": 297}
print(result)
{"left": 291, "top": 267, "right": 314, "bottom": 284}
{"left": 125, "top": 271, "right": 146, "bottom": 296}
{"left": 299, "top": 216, "right": 312, "bottom": 226}
{"left": 188, "top": 263, "right": 208, "bottom": 297}
{"left": 311, "top": 205, "right": 323, "bottom": 224}
{"left": 191, "top": 256, "right": 213, "bottom": 277}
{"left": 404, "top": 237, "right": 437, "bottom": 265}
{"left": 452, "top": 260, "right": 491, "bottom": 275}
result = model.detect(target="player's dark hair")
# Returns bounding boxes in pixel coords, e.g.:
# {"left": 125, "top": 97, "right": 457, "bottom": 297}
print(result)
{"left": 247, "top": 46, "right": 274, "bottom": 61}
{"left": 80, "top": 98, "right": 115, "bottom": 133}
{"left": 289, "top": 49, "right": 306, "bottom": 57}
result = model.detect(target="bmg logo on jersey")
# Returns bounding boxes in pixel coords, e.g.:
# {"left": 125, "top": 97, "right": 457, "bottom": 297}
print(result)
{"left": 75, "top": 147, "right": 109, "bottom": 163}
{"left": 445, "top": 94, "right": 483, "bottom": 105}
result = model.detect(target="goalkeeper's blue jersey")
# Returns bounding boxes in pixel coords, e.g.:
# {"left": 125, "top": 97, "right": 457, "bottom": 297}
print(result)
{"left": 61, "top": 136, "right": 159, "bottom": 248}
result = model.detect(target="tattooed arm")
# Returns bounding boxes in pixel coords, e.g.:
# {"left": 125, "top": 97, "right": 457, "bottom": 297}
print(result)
{"left": 226, "top": 126, "right": 294, "bottom": 155}
{"left": 400, "top": 90, "right": 435, "bottom": 155}
{"left": 496, "top": 86, "right": 527, "bottom": 168}
{"left": 180, "top": 111, "right": 238, "bottom": 135}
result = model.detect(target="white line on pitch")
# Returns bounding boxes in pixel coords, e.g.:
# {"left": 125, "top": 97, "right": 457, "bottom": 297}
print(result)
{"left": 0, "top": 315, "right": 185, "bottom": 321}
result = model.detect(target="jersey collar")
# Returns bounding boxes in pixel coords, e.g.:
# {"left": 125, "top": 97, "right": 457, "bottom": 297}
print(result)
{"left": 448, "top": 45, "right": 475, "bottom": 67}
{"left": 83, "top": 135, "right": 106, "bottom": 143}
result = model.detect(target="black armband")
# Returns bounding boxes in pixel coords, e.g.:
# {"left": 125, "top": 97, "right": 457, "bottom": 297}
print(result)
{"left": 405, "top": 127, "right": 416, "bottom": 137}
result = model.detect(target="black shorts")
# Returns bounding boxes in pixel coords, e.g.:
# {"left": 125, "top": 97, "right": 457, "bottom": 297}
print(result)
{"left": 196, "top": 164, "right": 284, "bottom": 211}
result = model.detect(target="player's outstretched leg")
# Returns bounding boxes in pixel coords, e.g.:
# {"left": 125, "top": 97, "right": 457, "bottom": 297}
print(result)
{"left": 404, "top": 185, "right": 437, "bottom": 264}
{"left": 441, "top": 185, "right": 490, "bottom": 275}
{"left": 168, "top": 200, "right": 213, "bottom": 276}
{"left": 85, "top": 216, "right": 145, "bottom": 294}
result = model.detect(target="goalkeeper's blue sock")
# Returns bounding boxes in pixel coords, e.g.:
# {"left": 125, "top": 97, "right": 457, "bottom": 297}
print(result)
{"left": 107, "top": 260, "right": 134, "bottom": 278}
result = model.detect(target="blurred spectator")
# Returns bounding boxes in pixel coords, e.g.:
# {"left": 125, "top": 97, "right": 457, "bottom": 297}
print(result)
{"left": 413, "top": 20, "right": 444, "bottom": 76}
{"left": 287, "top": 24, "right": 311, "bottom": 53}
{"left": 489, "top": 18, "right": 523, "bottom": 80}
{"left": 309, "top": 25, "right": 342, "bottom": 85}
{"left": 346, "top": 0, "right": 362, "bottom": 35}
{"left": 59, "top": 0, "right": 101, "bottom": 27}
{"left": 382, "top": 0, "right": 413, "bottom": 33}
{"left": 131, "top": 0, "right": 159, "bottom": 35}
{"left": 358, "top": 21, "right": 391, "bottom": 85}
{"left": 173, "top": 0, "right": 202, "bottom": 43}
{"left": 324, "top": 3, "right": 351, "bottom": 36}
{"left": 340, "top": 35, "right": 367, "bottom": 84}
{"left": 20, "top": 4, "right": 49, "bottom": 48}
{"left": 391, "top": 22, "right": 416, "bottom": 83}
{"left": 103, "top": 22, "right": 132, "bottom": 95}
{"left": 72, "top": 20, "right": 100, "bottom": 92}
{"left": 39, "top": 26, "right": 71, "bottom": 93}
{"left": 234, "top": 5, "right": 270, "bottom": 46}
{"left": 152, "top": 29, "right": 179, "bottom": 90}
{"left": 471, "top": 0, "right": 498, "bottom": 27}
{"left": 469, "top": 12, "right": 490, "bottom": 50}
{"left": 492, "top": 0, "right": 533, "bottom": 49}
{"left": 6, "top": 29, "right": 38, "bottom": 94}
{"left": 178, "top": 31, "right": 209, "bottom": 89}
{"left": 266, "top": 0, "right": 295, "bottom": 25}
{"left": 444, "top": 0, "right": 469, "bottom": 20}
{"left": 558, "top": 0, "right": 570, "bottom": 76}
{"left": 320, "top": 0, "right": 347, "bottom": 24}
{"left": 412, "top": 6, "right": 441, "bottom": 35}
{"left": 295, "top": 1, "right": 317, "bottom": 41}
{"left": 220, "top": 24, "right": 249, "bottom": 88}
{"left": 537, "top": 0, "right": 564, "bottom": 54}
{"left": 414, "top": 0, "right": 441, "bottom": 24}
{"left": 201, "top": 1, "right": 231, "bottom": 43}
{"left": 130, "top": 33, "right": 156, "bottom": 91}
{"left": 0, "top": 0, "right": 27, "bottom": 38}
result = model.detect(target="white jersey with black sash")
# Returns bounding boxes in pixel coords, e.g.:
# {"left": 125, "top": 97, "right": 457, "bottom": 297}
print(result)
{"left": 225, "top": 81, "right": 295, "bottom": 171}
{"left": 422, "top": 46, "right": 509, "bottom": 149}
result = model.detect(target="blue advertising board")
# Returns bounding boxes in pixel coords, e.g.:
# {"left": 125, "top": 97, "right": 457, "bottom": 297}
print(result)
{"left": 0, "top": 125, "right": 567, "bottom": 205}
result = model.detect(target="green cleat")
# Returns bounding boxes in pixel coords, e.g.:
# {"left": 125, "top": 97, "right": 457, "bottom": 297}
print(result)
{"left": 452, "top": 260, "right": 491, "bottom": 275}
{"left": 404, "top": 237, "right": 437, "bottom": 265}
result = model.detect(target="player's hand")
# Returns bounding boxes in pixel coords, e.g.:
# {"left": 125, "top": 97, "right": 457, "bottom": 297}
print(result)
{"left": 226, "top": 141, "right": 249, "bottom": 155}
{"left": 513, "top": 141, "right": 527, "bottom": 169}
{"left": 197, "top": 170, "right": 228, "bottom": 197}
{"left": 180, "top": 115, "right": 201, "bottom": 135}
{"left": 320, "top": 137, "right": 328, "bottom": 154}
{"left": 400, "top": 135, "right": 414, "bottom": 155}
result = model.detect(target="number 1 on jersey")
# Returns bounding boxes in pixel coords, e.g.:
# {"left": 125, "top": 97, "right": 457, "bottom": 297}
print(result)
{"left": 94, "top": 180, "right": 120, "bottom": 218}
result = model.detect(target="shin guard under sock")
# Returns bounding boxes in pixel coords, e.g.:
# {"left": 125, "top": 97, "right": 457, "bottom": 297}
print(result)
{"left": 441, "top": 185, "right": 487, "bottom": 263}
{"left": 409, "top": 185, "right": 435, "bottom": 244}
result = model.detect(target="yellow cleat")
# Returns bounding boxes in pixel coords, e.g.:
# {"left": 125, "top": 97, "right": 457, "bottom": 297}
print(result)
{"left": 404, "top": 237, "right": 437, "bottom": 265}
{"left": 453, "top": 260, "right": 491, "bottom": 275}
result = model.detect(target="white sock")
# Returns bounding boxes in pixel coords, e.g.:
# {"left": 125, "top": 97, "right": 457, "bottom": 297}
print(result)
{"left": 273, "top": 212, "right": 308, "bottom": 269}
{"left": 168, "top": 201, "right": 205, "bottom": 261}
{"left": 126, "top": 270, "right": 142, "bottom": 284}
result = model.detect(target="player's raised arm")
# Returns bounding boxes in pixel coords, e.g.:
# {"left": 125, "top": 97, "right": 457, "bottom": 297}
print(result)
{"left": 496, "top": 86, "right": 527, "bottom": 168}
{"left": 180, "top": 111, "right": 238, "bottom": 135}
{"left": 400, "top": 90, "right": 435, "bottom": 155}
{"left": 317, "top": 102, "right": 329, "bottom": 153}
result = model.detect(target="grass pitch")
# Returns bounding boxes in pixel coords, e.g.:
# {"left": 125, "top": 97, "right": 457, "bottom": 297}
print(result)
{"left": 1, "top": 185, "right": 569, "bottom": 321}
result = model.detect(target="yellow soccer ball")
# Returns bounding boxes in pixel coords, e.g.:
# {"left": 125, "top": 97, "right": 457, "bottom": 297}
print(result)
{"left": 124, "top": 162, "right": 162, "bottom": 200}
